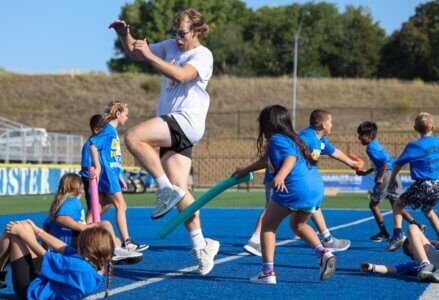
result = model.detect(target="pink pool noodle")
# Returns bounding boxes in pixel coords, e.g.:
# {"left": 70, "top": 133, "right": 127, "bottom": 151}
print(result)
{"left": 88, "top": 166, "right": 101, "bottom": 223}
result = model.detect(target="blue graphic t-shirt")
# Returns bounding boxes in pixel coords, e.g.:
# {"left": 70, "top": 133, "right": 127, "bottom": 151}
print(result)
{"left": 298, "top": 127, "right": 335, "bottom": 161}
{"left": 268, "top": 133, "right": 324, "bottom": 209}
{"left": 366, "top": 140, "right": 394, "bottom": 176}
{"left": 79, "top": 138, "right": 93, "bottom": 178}
{"left": 27, "top": 246, "right": 105, "bottom": 300}
{"left": 395, "top": 136, "right": 439, "bottom": 180}
{"left": 90, "top": 123, "right": 122, "bottom": 194}
{"left": 44, "top": 197, "right": 85, "bottom": 246}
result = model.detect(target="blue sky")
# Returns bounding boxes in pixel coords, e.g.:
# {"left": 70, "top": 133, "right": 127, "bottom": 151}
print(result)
{"left": 0, "top": 0, "right": 428, "bottom": 73}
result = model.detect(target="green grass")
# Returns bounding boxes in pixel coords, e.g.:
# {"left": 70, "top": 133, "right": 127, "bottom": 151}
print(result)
{"left": 0, "top": 191, "right": 389, "bottom": 215}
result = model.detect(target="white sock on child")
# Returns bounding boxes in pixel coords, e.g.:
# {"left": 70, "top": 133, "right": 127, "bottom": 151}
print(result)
{"left": 190, "top": 228, "right": 207, "bottom": 250}
{"left": 320, "top": 229, "right": 332, "bottom": 242}
{"left": 155, "top": 174, "right": 173, "bottom": 190}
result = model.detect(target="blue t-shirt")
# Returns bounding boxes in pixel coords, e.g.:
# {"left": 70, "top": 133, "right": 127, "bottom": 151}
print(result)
{"left": 79, "top": 138, "right": 93, "bottom": 178}
{"left": 44, "top": 197, "right": 85, "bottom": 246}
{"left": 90, "top": 123, "right": 122, "bottom": 194}
{"left": 394, "top": 136, "right": 439, "bottom": 180}
{"left": 298, "top": 127, "right": 335, "bottom": 161}
{"left": 366, "top": 140, "right": 394, "bottom": 176}
{"left": 268, "top": 133, "right": 324, "bottom": 209}
{"left": 27, "top": 246, "right": 105, "bottom": 300}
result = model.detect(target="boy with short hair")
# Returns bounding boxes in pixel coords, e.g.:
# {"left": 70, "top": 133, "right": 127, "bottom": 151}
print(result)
{"left": 387, "top": 112, "right": 439, "bottom": 251}
{"left": 356, "top": 121, "right": 425, "bottom": 242}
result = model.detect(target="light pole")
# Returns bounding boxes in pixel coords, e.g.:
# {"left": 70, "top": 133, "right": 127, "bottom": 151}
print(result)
{"left": 292, "top": 10, "right": 309, "bottom": 129}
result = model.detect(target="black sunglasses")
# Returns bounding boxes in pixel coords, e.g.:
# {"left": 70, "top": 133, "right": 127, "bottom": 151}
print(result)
{"left": 171, "top": 30, "right": 191, "bottom": 38}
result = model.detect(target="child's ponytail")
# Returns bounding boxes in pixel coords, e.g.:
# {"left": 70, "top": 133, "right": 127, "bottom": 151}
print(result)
{"left": 101, "top": 100, "right": 128, "bottom": 125}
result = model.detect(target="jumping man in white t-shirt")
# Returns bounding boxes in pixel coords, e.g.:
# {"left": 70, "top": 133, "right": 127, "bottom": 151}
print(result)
{"left": 109, "top": 8, "right": 219, "bottom": 275}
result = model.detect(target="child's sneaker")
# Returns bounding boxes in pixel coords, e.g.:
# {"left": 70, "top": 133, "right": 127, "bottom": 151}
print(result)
{"left": 243, "top": 240, "right": 262, "bottom": 256}
{"left": 151, "top": 185, "right": 186, "bottom": 219}
{"left": 318, "top": 251, "right": 336, "bottom": 280}
{"left": 122, "top": 238, "right": 149, "bottom": 252}
{"left": 250, "top": 271, "right": 277, "bottom": 285}
{"left": 386, "top": 232, "right": 406, "bottom": 251}
{"left": 0, "top": 270, "right": 7, "bottom": 289}
{"left": 417, "top": 262, "right": 436, "bottom": 282}
{"left": 370, "top": 232, "right": 390, "bottom": 242}
{"left": 191, "top": 238, "right": 220, "bottom": 275}
{"left": 321, "top": 237, "right": 351, "bottom": 252}
{"left": 112, "top": 246, "right": 144, "bottom": 265}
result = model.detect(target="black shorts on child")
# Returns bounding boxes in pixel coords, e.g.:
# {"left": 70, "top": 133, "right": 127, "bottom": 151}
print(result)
{"left": 11, "top": 254, "right": 42, "bottom": 300}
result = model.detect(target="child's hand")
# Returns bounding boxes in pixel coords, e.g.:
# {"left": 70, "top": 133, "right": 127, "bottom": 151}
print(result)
{"left": 6, "top": 221, "right": 25, "bottom": 236}
{"left": 273, "top": 176, "right": 288, "bottom": 193}
{"left": 90, "top": 166, "right": 101, "bottom": 183}
{"left": 387, "top": 179, "right": 397, "bottom": 193}
{"left": 375, "top": 177, "right": 384, "bottom": 185}
{"left": 232, "top": 168, "right": 248, "bottom": 179}
{"left": 120, "top": 179, "right": 128, "bottom": 191}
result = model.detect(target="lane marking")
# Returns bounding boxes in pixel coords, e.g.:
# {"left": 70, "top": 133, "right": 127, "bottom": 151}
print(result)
{"left": 87, "top": 211, "right": 390, "bottom": 299}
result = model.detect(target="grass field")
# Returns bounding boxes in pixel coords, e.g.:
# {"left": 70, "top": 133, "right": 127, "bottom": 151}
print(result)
{"left": 0, "top": 191, "right": 391, "bottom": 215}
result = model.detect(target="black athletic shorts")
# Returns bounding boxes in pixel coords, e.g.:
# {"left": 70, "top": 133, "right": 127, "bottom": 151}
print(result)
{"left": 159, "top": 114, "right": 193, "bottom": 159}
{"left": 11, "top": 254, "right": 42, "bottom": 300}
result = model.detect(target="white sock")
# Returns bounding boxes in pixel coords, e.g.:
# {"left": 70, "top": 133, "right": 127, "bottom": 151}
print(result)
{"left": 190, "top": 228, "right": 207, "bottom": 250}
{"left": 320, "top": 229, "right": 332, "bottom": 242}
{"left": 250, "top": 232, "right": 260, "bottom": 244}
{"left": 420, "top": 259, "right": 430, "bottom": 265}
{"left": 155, "top": 174, "right": 173, "bottom": 190}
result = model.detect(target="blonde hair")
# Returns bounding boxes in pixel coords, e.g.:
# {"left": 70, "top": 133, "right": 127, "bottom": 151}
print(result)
{"left": 173, "top": 8, "right": 209, "bottom": 38}
{"left": 101, "top": 101, "right": 128, "bottom": 125}
{"left": 48, "top": 173, "right": 83, "bottom": 221}
{"left": 415, "top": 112, "right": 434, "bottom": 134}
{"left": 77, "top": 227, "right": 115, "bottom": 298}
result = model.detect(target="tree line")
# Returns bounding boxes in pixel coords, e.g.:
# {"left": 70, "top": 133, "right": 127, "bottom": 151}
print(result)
{"left": 108, "top": 0, "right": 439, "bottom": 81}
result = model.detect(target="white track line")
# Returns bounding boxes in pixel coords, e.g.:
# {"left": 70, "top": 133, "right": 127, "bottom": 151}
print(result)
{"left": 420, "top": 283, "right": 439, "bottom": 299}
{"left": 87, "top": 212, "right": 391, "bottom": 299}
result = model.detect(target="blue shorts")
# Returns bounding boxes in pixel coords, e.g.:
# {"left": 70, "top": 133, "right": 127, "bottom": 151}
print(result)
{"left": 395, "top": 261, "right": 418, "bottom": 275}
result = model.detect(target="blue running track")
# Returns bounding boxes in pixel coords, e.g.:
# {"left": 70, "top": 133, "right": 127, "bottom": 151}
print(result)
{"left": 0, "top": 208, "right": 438, "bottom": 299}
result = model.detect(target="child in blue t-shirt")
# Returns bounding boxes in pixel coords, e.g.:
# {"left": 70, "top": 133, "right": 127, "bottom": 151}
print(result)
{"left": 43, "top": 173, "right": 143, "bottom": 265}
{"left": 79, "top": 114, "right": 103, "bottom": 222}
{"left": 0, "top": 220, "right": 113, "bottom": 299}
{"left": 388, "top": 113, "right": 439, "bottom": 251}
{"left": 360, "top": 224, "right": 439, "bottom": 282}
{"left": 356, "top": 121, "right": 425, "bottom": 242}
{"left": 250, "top": 105, "right": 336, "bottom": 285}
{"left": 90, "top": 101, "right": 147, "bottom": 252}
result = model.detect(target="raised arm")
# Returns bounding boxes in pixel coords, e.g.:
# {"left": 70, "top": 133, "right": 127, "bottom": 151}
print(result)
{"left": 109, "top": 20, "right": 140, "bottom": 61}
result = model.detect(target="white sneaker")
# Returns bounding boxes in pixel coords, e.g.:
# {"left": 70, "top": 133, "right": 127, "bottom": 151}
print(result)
{"left": 319, "top": 251, "right": 336, "bottom": 280}
{"left": 250, "top": 271, "right": 277, "bottom": 285}
{"left": 151, "top": 185, "right": 186, "bottom": 219}
{"left": 191, "top": 238, "right": 220, "bottom": 275}
{"left": 112, "top": 246, "right": 143, "bottom": 265}
{"left": 243, "top": 240, "right": 262, "bottom": 256}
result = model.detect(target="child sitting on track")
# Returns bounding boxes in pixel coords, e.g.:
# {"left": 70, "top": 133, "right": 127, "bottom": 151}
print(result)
{"left": 42, "top": 173, "right": 142, "bottom": 264}
{"left": 0, "top": 221, "right": 114, "bottom": 299}
{"left": 356, "top": 121, "right": 426, "bottom": 242}
{"left": 250, "top": 105, "right": 336, "bottom": 285}
{"left": 387, "top": 113, "right": 439, "bottom": 251}
{"left": 360, "top": 224, "right": 439, "bottom": 282}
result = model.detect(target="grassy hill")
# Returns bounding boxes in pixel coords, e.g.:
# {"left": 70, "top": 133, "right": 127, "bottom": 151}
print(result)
{"left": 1, "top": 71, "right": 438, "bottom": 136}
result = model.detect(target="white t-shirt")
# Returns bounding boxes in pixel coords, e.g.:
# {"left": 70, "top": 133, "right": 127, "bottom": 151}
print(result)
{"left": 150, "top": 39, "right": 213, "bottom": 145}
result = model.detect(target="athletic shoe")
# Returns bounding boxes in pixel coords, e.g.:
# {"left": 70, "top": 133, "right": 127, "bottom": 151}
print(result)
{"left": 417, "top": 263, "right": 436, "bottom": 282}
{"left": 319, "top": 251, "right": 336, "bottom": 280}
{"left": 151, "top": 185, "right": 186, "bottom": 219}
{"left": 321, "top": 237, "right": 351, "bottom": 252}
{"left": 370, "top": 232, "right": 390, "bottom": 242}
{"left": 243, "top": 240, "right": 262, "bottom": 256}
{"left": 386, "top": 232, "right": 406, "bottom": 252}
{"left": 123, "top": 238, "right": 149, "bottom": 252}
{"left": 419, "top": 224, "right": 427, "bottom": 234}
{"left": 191, "top": 238, "right": 220, "bottom": 275}
{"left": 250, "top": 271, "right": 277, "bottom": 285}
{"left": 112, "top": 246, "right": 144, "bottom": 265}
{"left": 0, "top": 271, "right": 6, "bottom": 289}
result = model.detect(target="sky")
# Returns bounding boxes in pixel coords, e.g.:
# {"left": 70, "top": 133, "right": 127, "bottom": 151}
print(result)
{"left": 0, "top": 0, "right": 429, "bottom": 74}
